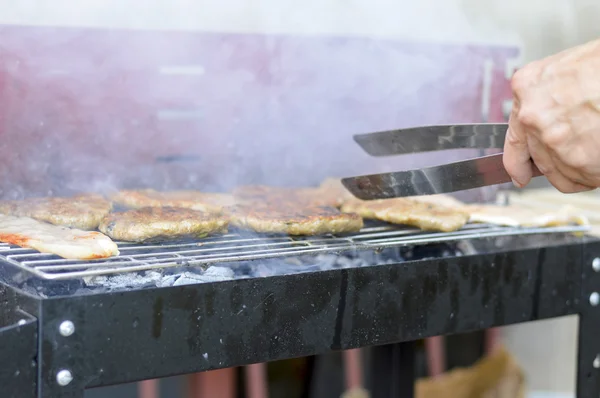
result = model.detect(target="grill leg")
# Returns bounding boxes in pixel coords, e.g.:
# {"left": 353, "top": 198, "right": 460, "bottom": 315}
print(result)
{"left": 300, "top": 356, "right": 317, "bottom": 398}
{"left": 576, "top": 246, "right": 600, "bottom": 398}
{"left": 370, "top": 341, "right": 415, "bottom": 398}
{"left": 576, "top": 312, "right": 600, "bottom": 397}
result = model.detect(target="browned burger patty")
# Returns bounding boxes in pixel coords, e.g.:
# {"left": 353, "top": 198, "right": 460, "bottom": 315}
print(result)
{"left": 110, "top": 189, "right": 234, "bottom": 214}
{"left": 230, "top": 203, "right": 363, "bottom": 235}
{"left": 341, "top": 197, "right": 469, "bottom": 232}
{"left": 0, "top": 194, "right": 113, "bottom": 230}
{"left": 98, "top": 207, "right": 229, "bottom": 242}
{"left": 231, "top": 186, "right": 363, "bottom": 235}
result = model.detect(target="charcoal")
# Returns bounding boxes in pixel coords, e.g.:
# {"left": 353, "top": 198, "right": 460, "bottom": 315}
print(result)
{"left": 73, "top": 242, "right": 462, "bottom": 290}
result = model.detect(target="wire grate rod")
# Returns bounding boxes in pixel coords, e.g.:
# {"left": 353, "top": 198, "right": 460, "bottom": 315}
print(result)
{"left": 0, "top": 223, "right": 589, "bottom": 280}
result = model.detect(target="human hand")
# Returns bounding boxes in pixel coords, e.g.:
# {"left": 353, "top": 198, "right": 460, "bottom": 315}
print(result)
{"left": 503, "top": 39, "right": 600, "bottom": 193}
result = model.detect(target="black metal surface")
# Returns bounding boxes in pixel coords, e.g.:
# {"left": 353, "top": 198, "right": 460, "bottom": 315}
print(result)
{"left": 0, "top": 317, "right": 38, "bottom": 398}
{"left": 576, "top": 245, "right": 600, "bottom": 397}
{"left": 0, "top": 234, "right": 597, "bottom": 397}
{"left": 0, "top": 284, "right": 38, "bottom": 398}
{"left": 44, "top": 241, "right": 587, "bottom": 388}
{"left": 39, "top": 297, "right": 88, "bottom": 398}
{"left": 370, "top": 342, "right": 415, "bottom": 398}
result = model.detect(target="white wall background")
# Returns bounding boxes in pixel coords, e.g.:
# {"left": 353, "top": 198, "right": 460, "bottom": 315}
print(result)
{"left": 0, "top": 0, "right": 597, "bottom": 62}
{"left": 460, "top": 0, "right": 600, "bottom": 61}
{"left": 0, "top": 0, "right": 518, "bottom": 45}
{"left": 0, "top": 0, "right": 583, "bottom": 57}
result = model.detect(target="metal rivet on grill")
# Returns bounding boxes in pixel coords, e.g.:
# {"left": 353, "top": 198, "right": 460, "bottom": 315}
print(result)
{"left": 590, "top": 292, "right": 600, "bottom": 307}
{"left": 593, "top": 258, "right": 600, "bottom": 272}
{"left": 56, "top": 369, "right": 73, "bottom": 386}
{"left": 59, "top": 320, "right": 75, "bottom": 337}
{"left": 594, "top": 355, "right": 600, "bottom": 369}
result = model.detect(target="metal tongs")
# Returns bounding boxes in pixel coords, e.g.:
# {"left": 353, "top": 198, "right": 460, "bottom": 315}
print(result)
{"left": 341, "top": 123, "right": 543, "bottom": 200}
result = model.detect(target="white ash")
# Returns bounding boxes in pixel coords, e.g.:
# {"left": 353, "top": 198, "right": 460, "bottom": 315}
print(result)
{"left": 158, "top": 267, "right": 235, "bottom": 287}
{"left": 83, "top": 266, "right": 234, "bottom": 289}
{"left": 80, "top": 243, "right": 464, "bottom": 290}
{"left": 83, "top": 271, "right": 163, "bottom": 289}
{"left": 457, "top": 241, "right": 476, "bottom": 255}
{"left": 241, "top": 254, "right": 372, "bottom": 278}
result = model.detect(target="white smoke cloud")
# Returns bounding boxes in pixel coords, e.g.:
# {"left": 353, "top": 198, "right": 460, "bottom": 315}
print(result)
{"left": 0, "top": 0, "right": 531, "bottom": 198}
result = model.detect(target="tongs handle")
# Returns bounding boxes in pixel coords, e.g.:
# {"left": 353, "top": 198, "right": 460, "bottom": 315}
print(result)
{"left": 353, "top": 123, "right": 508, "bottom": 157}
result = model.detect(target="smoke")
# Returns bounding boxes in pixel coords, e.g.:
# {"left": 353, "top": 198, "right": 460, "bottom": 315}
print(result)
{"left": 0, "top": 0, "right": 521, "bottom": 199}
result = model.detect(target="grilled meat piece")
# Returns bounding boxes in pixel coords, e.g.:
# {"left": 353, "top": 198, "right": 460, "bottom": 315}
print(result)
{"left": 0, "top": 214, "right": 119, "bottom": 259}
{"left": 0, "top": 194, "right": 112, "bottom": 230}
{"left": 231, "top": 184, "right": 363, "bottom": 235}
{"left": 99, "top": 207, "right": 229, "bottom": 242}
{"left": 110, "top": 189, "right": 234, "bottom": 214}
{"left": 408, "top": 194, "right": 467, "bottom": 209}
{"left": 409, "top": 193, "right": 587, "bottom": 227}
{"left": 230, "top": 203, "right": 363, "bottom": 235}
{"left": 341, "top": 197, "right": 469, "bottom": 232}
{"left": 464, "top": 204, "right": 588, "bottom": 227}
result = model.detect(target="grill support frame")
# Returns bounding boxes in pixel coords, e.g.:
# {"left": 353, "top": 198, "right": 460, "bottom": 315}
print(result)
{"left": 1, "top": 238, "right": 600, "bottom": 397}
{"left": 576, "top": 245, "right": 600, "bottom": 396}
{"left": 370, "top": 341, "right": 416, "bottom": 398}
{"left": 0, "top": 284, "right": 38, "bottom": 398}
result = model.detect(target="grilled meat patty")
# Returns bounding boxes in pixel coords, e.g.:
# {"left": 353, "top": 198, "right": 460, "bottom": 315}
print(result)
{"left": 110, "top": 189, "right": 234, "bottom": 214}
{"left": 341, "top": 197, "right": 469, "bottom": 232}
{"left": 99, "top": 207, "right": 229, "bottom": 242}
{"left": 230, "top": 203, "right": 363, "bottom": 235}
{"left": 0, "top": 194, "right": 112, "bottom": 230}
{"left": 231, "top": 186, "right": 363, "bottom": 235}
{"left": 0, "top": 214, "right": 119, "bottom": 260}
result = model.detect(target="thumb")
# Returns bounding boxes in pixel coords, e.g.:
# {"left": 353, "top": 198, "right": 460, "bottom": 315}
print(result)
{"left": 503, "top": 117, "right": 534, "bottom": 188}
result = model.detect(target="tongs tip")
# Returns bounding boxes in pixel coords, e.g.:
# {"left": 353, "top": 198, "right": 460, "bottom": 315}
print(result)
{"left": 352, "top": 133, "right": 389, "bottom": 157}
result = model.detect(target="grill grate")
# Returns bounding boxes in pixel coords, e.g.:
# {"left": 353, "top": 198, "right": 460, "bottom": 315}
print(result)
{"left": 0, "top": 223, "right": 589, "bottom": 280}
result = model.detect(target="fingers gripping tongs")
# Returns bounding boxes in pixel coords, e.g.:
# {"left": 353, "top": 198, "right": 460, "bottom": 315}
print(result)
{"left": 341, "top": 123, "right": 542, "bottom": 200}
